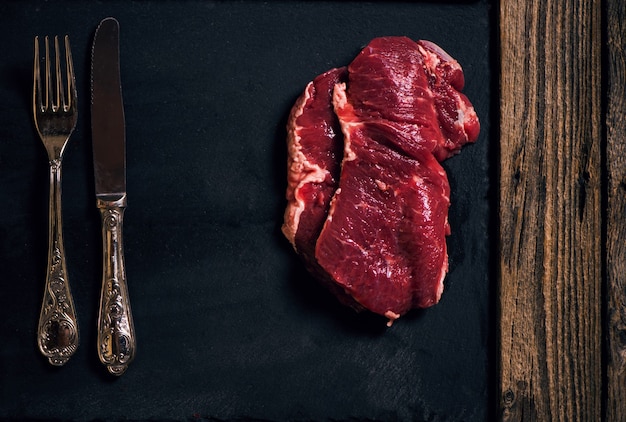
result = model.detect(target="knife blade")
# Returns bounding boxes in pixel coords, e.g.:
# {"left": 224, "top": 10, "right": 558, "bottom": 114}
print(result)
{"left": 91, "top": 16, "right": 135, "bottom": 376}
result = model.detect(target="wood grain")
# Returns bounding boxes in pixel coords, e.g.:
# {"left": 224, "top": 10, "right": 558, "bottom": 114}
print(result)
{"left": 606, "top": 0, "right": 626, "bottom": 419}
{"left": 498, "top": 1, "right": 602, "bottom": 420}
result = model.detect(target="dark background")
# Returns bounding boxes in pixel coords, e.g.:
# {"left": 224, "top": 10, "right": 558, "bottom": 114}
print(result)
{"left": 0, "top": 1, "right": 494, "bottom": 421}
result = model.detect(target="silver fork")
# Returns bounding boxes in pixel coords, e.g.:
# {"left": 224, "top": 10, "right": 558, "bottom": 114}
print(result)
{"left": 33, "top": 35, "right": 79, "bottom": 366}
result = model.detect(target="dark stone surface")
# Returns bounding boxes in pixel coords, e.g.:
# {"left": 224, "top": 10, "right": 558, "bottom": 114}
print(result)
{"left": 0, "top": 1, "right": 494, "bottom": 420}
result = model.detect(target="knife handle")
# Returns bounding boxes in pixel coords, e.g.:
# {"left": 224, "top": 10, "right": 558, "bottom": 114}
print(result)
{"left": 37, "top": 160, "right": 79, "bottom": 366}
{"left": 96, "top": 196, "right": 135, "bottom": 376}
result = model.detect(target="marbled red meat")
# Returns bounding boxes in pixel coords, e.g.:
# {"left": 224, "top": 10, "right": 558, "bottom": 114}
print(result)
{"left": 282, "top": 37, "right": 480, "bottom": 325}
{"left": 283, "top": 68, "right": 347, "bottom": 261}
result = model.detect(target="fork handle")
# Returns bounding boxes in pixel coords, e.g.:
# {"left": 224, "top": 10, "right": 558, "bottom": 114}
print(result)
{"left": 96, "top": 195, "right": 135, "bottom": 376}
{"left": 37, "top": 159, "right": 79, "bottom": 366}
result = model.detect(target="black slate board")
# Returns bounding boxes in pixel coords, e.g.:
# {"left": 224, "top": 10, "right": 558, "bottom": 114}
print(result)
{"left": 0, "top": 1, "right": 495, "bottom": 421}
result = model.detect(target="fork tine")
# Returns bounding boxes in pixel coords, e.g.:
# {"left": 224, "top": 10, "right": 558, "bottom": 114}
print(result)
{"left": 44, "top": 35, "right": 52, "bottom": 112}
{"left": 64, "top": 35, "right": 76, "bottom": 112}
{"left": 33, "top": 36, "right": 43, "bottom": 113}
{"left": 53, "top": 35, "right": 63, "bottom": 112}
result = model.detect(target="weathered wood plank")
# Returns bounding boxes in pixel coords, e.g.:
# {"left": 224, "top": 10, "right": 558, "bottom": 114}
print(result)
{"left": 605, "top": 1, "right": 626, "bottom": 420}
{"left": 498, "top": 1, "right": 602, "bottom": 420}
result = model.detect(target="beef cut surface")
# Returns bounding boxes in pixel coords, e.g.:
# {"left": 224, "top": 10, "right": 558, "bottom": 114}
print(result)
{"left": 282, "top": 37, "right": 480, "bottom": 325}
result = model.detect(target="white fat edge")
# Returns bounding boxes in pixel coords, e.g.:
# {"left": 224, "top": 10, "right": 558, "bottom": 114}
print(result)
{"left": 284, "top": 164, "right": 330, "bottom": 250}
{"left": 315, "top": 83, "right": 359, "bottom": 257}
{"left": 418, "top": 43, "right": 462, "bottom": 76}
{"left": 434, "top": 242, "right": 448, "bottom": 303}
{"left": 285, "top": 81, "right": 313, "bottom": 193}
{"left": 322, "top": 187, "right": 341, "bottom": 225}
{"left": 384, "top": 310, "right": 401, "bottom": 327}
{"left": 284, "top": 150, "right": 330, "bottom": 250}
{"left": 332, "top": 82, "right": 357, "bottom": 162}
{"left": 313, "top": 83, "right": 356, "bottom": 259}
{"left": 454, "top": 93, "right": 479, "bottom": 139}
{"left": 456, "top": 101, "right": 466, "bottom": 135}
{"left": 418, "top": 44, "right": 441, "bottom": 79}
{"left": 418, "top": 45, "right": 475, "bottom": 141}
{"left": 283, "top": 82, "right": 331, "bottom": 250}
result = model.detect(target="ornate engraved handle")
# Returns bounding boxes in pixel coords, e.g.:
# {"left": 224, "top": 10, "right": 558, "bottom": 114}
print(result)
{"left": 37, "top": 160, "right": 79, "bottom": 366}
{"left": 96, "top": 196, "right": 135, "bottom": 376}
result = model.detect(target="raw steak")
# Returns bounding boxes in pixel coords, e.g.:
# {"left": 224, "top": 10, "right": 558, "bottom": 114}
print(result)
{"left": 282, "top": 37, "right": 480, "bottom": 325}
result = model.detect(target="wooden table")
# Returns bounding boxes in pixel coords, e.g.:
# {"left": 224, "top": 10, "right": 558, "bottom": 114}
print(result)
{"left": 498, "top": 1, "right": 625, "bottom": 420}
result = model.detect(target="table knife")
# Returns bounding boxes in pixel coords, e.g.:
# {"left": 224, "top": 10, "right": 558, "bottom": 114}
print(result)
{"left": 91, "top": 17, "right": 135, "bottom": 376}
